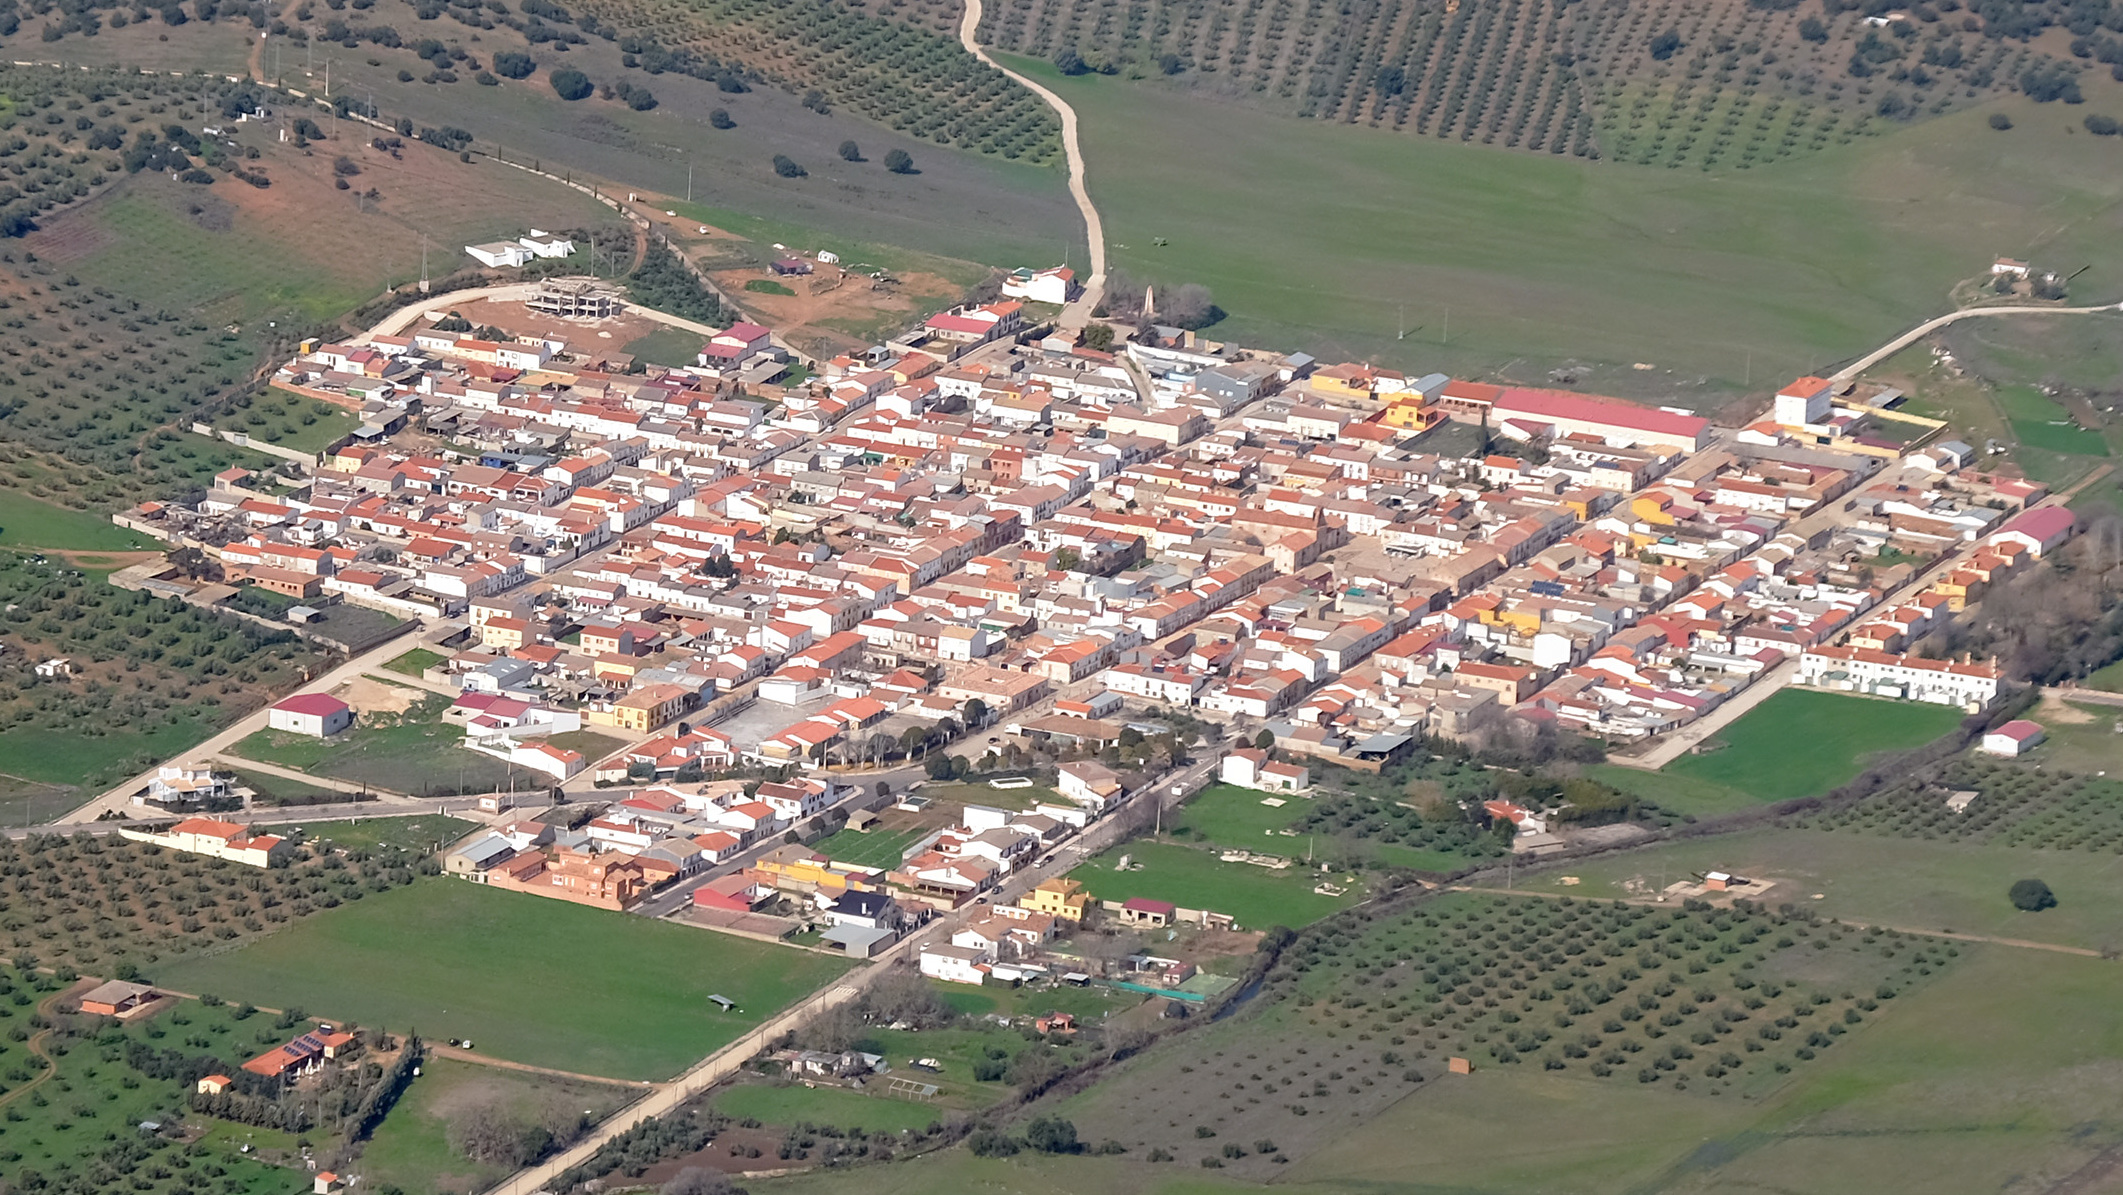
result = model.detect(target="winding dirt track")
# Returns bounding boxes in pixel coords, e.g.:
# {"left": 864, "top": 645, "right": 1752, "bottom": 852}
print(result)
{"left": 958, "top": 0, "right": 1106, "bottom": 329}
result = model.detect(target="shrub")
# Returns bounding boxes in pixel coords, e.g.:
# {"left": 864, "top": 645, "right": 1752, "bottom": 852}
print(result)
{"left": 1988, "top": 112, "right": 2013, "bottom": 129}
{"left": 839, "top": 140, "right": 862, "bottom": 162}
{"left": 1650, "top": 30, "right": 1682, "bottom": 60}
{"left": 1024, "top": 1117, "right": 1080, "bottom": 1154}
{"left": 884, "top": 148, "right": 914, "bottom": 173}
{"left": 709, "top": 109, "right": 734, "bottom": 129}
{"left": 772, "top": 154, "right": 806, "bottom": 178}
{"left": 2084, "top": 114, "right": 2119, "bottom": 135}
{"left": 492, "top": 50, "right": 534, "bottom": 78}
{"left": 549, "top": 68, "right": 592, "bottom": 100}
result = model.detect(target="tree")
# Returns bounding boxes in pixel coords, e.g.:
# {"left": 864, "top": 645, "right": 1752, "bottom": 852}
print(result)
{"left": 662, "top": 1168, "right": 742, "bottom": 1195}
{"left": 1989, "top": 112, "right": 2014, "bottom": 130}
{"left": 1054, "top": 47, "right": 1089, "bottom": 74}
{"left": 1163, "top": 282, "right": 1218, "bottom": 329}
{"left": 964, "top": 698, "right": 990, "bottom": 729}
{"left": 549, "top": 68, "right": 592, "bottom": 100}
{"left": 883, "top": 148, "right": 915, "bottom": 174}
{"left": 491, "top": 50, "right": 534, "bottom": 78}
{"left": 772, "top": 154, "right": 806, "bottom": 178}
{"left": 1253, "top": 729, "right": 1276, "bottom": 750}
{"left": 1649, "top": 29, "right": 1682, "bottom": 59}
{"left": 709, "top": 108, "right": 735, "bottom": 129}
{"left": 923, "top": 752, "right": 957, "bottom": 780}
{"left": 1081, "top": 322, "right": 1114, "bottom": 350}
{"left": 2009, "top": 878, "right": 2057, "bottom": 911}
{"left": 838, "top": 139, "right": 863, "bottom": 162}
{"left": 1054, "top": 547, "right": 1082, "bottom": 572}
{"left": 626, "top": 87, "right": 658, "bottom": 111}
{"left": 1024, "top": 1117, "right": 1081, "bottom": 1154}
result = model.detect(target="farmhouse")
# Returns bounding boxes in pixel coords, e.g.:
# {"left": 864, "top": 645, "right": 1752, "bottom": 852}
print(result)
{"left": 1797, "top": 645, "right": 2001, "bottom": 708}
{"left": 1220, "top": 748, "right": 1308, "bottom": 792}
{"left": 120, "top": 818, "right": 295, "bottom": 868}
{"left": 77, "top": 980, "right": 159, "bottom": 1017}
{"left": 918, "top": 942, "right": 990, "bottom": 985}
{"left": 1988, "top": 506, "right": 2075, "bottom": 559}
{"left": 268, "top": 693, "right": 353, "bottom": 738}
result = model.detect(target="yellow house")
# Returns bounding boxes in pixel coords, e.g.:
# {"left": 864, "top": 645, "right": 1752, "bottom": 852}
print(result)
{"left": 1630, "top": 493, "right": 1678, "bottom": 525}
{"left": 1380, "top": 399, "right": 1444, "bottom": 432}
{"left": 587, "top": 683, "right": 690, "bottom": 733}
{"left": 1019, "top": 878, "right": 1092, "bottom": 923}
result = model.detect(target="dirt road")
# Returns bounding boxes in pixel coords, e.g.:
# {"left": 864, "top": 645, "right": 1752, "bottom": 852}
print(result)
{"left": 1830, "top": 301, "right": 2123, "bottom": 382}
{"left": 959, "top": 0, "right": 1105, "bottom": 329}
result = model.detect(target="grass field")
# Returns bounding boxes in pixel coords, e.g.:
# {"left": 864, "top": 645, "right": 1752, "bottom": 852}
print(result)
{"left": 1585, "top": 763, "right": 1760, "bottom": 820}
{"left": 0, "top": 489, "right": 159, "bottom": 552}
{"left": 307, "top": 814, "right": 480, "bottom": 854}
{"left": 226, "top": 694, "right": 538, "bottom": 796}
{"left": 1173, "top": 783, "right": 1470, "bottom": 871}
{"left": 0, "top": 707, "right": 222, "bottom": 789}
{"left": 812, "top": 825, "right": 925, "bottom": 869}
{"left": 360, "top": 1057, "right": 637, "bottom": 1195}
{"left": 157, "top": 880, "right": 851, "bottom": 1080}
{"left": 996, "top": 56, "right": 2123, "bottom": 403}
{"left": 1068, "top": 840, "right": 1357, "bottom": 930}
{"left": 715, "top": 1083, "right": 943, "bottom": 1135}
{"left": 224, "top": 766, "right": 343, "bottom": 806}
{"left": 213, "top": 390, "right": 365, "bottom": 455}
{"left": 1995, "top": 383, "right": 2111, "bottom": 457}
{"left": 1520, "top": 824, "right": 2123, "bottom": 953}
{"left": 381, "top": 647, "right": 449, "bottom": 677}
{"left": 624, "top": 326, "right": 708, "bottom": 368}
{"left": 1662, "top": 689, "right": 1966, "bottom": 803}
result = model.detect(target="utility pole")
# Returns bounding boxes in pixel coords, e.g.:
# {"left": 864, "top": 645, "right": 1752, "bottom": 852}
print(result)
{"left": 1443, "top": 307, "right": 1450, "bottom": 346}
{"left": 687, "top": 164, "right": 693, "bottom": 203}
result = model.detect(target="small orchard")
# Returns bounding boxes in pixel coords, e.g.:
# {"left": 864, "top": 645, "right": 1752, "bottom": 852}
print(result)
{"left": 0, "top": 830, "right": 436, "bottom": 979}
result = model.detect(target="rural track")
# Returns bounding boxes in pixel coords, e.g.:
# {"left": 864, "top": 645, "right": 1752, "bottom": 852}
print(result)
{"left": 0, "top": 987, "right": 74, "bottom": 1113}
{"left": 1831, "top": 301, "right": 2123, "bottom": 382}
{"left": 425, "top": 1044, "right": 655, "bottom": 1089}
{"left": 959, "top": 0, "right": 1105, "bottom": 329}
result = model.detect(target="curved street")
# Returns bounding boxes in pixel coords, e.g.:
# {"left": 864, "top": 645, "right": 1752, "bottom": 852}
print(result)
{"left": 960, "top": 0, "right": 1107, "bottom": 329}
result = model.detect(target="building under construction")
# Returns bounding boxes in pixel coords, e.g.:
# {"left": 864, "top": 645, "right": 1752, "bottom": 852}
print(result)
{"left": 526, "top": 278, "right": 622, "bottom": 320}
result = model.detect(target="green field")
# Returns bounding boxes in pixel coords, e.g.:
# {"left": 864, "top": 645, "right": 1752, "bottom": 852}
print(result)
{"left": 1068, "top": 840, "right": 1357, "bottom": 930}
{"left": 998, "top": 56, "right": 2123, "bottom": 402}
{"left": 1663, "top": 689, "right": 1966, "bottom": 803}
{"left": 715, "top": 1083, "right": 942, "bottom": 1134}
{"left": 213, "top": 391, "right": 365, "bottom": 456}
{"left": 226, "top": 694, "right": 541, "bottom": 796}
{"left": 381, "top": 647, "right": 449, "bottom": 677}
{"left": 157, "top": 880, "right": 852, "bottom": 1080}
{"left": 360, "top": 1057, "right": 636, "bottom": 1195}
{"left": 0, "top": 707, "right": 223, "bottom": 790}
{"left": 306, "top": 814, "right": 480, "bottom": 855}
{"left": 0, "top": 489, "right": 159, "bottom": 552}
{"left": 224, "top": 766, "right": 344, "bottom": 807}
{"left": 623, "top": 326, "right": 708, "bottom": 368}
{"left": 811, "top": 825, "right": 926, "bottom": 869}
{"left": 1521, "top": 824, "right": 2123, "bottom": 953}
{"left": 1995, "top": 384, "right": 2111, "bottom": 457}
{"left": 1173, "top": 782, "right": 1469, "bottom": 871}
{"left": 1584, "top": 762, "right": 1760, "bottom": 820}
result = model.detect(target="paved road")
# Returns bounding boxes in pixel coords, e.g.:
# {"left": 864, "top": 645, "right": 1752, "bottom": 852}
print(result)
{"left": 1830, "top": 301, "right": 2123, "bottom": 382}
{"left": 959, "top": 0, "right": 1105, "bottom": 330}
{"left": 7, "top": 796, "right": 485, "bottom": 840}
{"left": 52, "top": 625, "right": 464, "bottom": 824}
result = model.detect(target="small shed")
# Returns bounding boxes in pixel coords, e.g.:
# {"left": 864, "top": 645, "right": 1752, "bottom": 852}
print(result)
{"left": 770, "top": 257, "right": 815, "bottom": 277}
{"left": 1981, "top": 719, "right": 2046, "bottom": 757}
{"left": 197, "top": 1074, "right": 234, "bottom": 1095}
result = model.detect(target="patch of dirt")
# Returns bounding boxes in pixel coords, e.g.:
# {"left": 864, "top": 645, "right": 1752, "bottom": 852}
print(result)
{"left": 332, "top": 674, "right": 422, "bottom": 716}
{"left": 639, "top": 1124, "right": 790, "bottom": 1182}
{"left": 2037, "top": 691, "right": 2100, "bottom": 725}
{"left": 433, "top": 294, "right": 671, "bottom": 349}
{"left": 706, "top": 260, "right": 944, "bottom": 357}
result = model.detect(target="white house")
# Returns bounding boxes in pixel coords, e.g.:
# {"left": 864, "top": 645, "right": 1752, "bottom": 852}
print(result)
{"left": 1057, "top": 760, "right": 1125, "bottom": 807}
{"left": 918, "top": 943, "right": 990, "bottom": 985}
{"left": 143, "top": 764, "right": 229, "bottom": 808}
{"left": 1797, "top": 646, "right": 2000, "bottom": 708}
{"left": 1000, "top": 266, "right": 1077, "bottom": 306}
{"left": 518, "top": 229, "right": 576, "bottom": 259}
{"left": 1980, "top": 719, "right": 2046, "bottom": 756}
{"left": 267, "top": 693, "right": 353, "bottom": 738}
{"left": 465, "top": 241, "right": 532, "bottom": 268}
{"left": 1220, "top": 748, "right": 1308, "bottom": 793}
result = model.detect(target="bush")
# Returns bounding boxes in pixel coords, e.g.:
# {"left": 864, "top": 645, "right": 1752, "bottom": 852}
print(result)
{"left": 492, "top": 51, "right": 534, "bottom": 78}
{"left": 1649, "top": 30, "right": 1682, "bottom": 60}
{"left": 626, "top": 88, "right": 657, "bottom": 110}
{"left": 1989, "top": 112, "right": 2014, "bottom": 129}
{"left": 1054, "top": 47, "right": 1088, "bottom": 74}
{"left": 838, "top": 139, "right": 862, "bottom": 162}
{"left": 709, "top": 109, "right": 735, "bottom": 129}
{"left": 1024, "top": 1117, "right": 1080, "bottom": 1154}
{"left": 967, "top": 1129, "right": 1019, "bottom": 1157}
{"left": 2084, "top": 114, "right": 2119, "bottom": 135}
{"left": 549, "top": 68, "right": 592, "bottom": 100}
{"left": 884, "top": 148, "right": 914, "bottom": 173}
{"left": 2009, "top": 878, "right": 2057, "bottom": 911}
{"left": 772, "top": 154, "right": 806, "bottom": 178}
